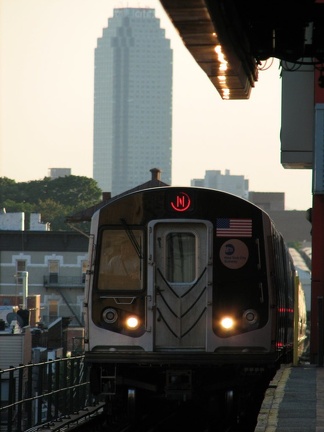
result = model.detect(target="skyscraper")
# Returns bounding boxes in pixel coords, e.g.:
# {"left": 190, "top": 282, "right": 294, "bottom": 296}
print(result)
{"left": 93, "top": 8, "right": 173, "bottom": 196}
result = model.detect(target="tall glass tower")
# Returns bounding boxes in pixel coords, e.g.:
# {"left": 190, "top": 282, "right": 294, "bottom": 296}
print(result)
{"left": 93, "top": 8, "right": 173, "bottom": 196}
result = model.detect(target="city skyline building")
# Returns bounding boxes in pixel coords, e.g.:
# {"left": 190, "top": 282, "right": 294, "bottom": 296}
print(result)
{"left": 93, "top": 8, "right": 173, "bottom": 196}
{"left": 48, "top": 168, "right": 71, "bottom": 179}
{"left": 191, "top": 169, "right": 249, "bottom": 199}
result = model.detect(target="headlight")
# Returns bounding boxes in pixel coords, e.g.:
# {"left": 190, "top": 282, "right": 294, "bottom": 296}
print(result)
{"left": 102, "top": 307, "right": 118, "bottom": 324}
{"left": 242, "top": 309, "right": 259, "bottom": 326}
{"left": 220, "top": 316, "right": 235, "bottom": 330}
{"left": 125, "top": 316, "right": 140, "bottom": 330}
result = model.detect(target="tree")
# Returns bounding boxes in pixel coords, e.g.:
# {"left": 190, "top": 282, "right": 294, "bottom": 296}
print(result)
{"left": 0, "top": 176, "right": 102, "bottom": 231}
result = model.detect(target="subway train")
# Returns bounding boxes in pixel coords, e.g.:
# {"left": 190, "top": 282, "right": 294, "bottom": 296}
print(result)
{"left": 84, "top": 186, "right": 307, "bottom": 408}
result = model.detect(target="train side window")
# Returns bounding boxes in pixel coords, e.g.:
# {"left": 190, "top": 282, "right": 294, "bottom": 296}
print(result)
{"left": 166, "top": 232, "right": 196, "bottom": 283}
{"left": 98, "top": 230, "right": 143, "bottom": 291}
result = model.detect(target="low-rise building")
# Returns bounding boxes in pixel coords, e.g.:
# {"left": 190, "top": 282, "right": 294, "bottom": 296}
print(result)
{"left": 0, "top": 231, "right": 88, "bottom": 327}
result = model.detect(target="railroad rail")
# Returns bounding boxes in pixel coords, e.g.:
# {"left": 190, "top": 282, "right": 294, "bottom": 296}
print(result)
{"left": 24, "top": 403, "right": 105, "bottom": 432}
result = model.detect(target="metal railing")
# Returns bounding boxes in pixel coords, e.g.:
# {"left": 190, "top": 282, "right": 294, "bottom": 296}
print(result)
{"left": 0, "top": 356, "right": 93, "bottom": 432}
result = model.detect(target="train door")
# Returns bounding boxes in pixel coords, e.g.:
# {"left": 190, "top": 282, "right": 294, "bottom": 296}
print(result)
{"left": 149, "top": 221, "right": 212, "bottom": 350}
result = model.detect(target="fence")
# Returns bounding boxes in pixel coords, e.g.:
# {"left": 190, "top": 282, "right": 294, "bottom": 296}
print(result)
{"left": 0, "top": 355, "right": 93, "bottom": 432}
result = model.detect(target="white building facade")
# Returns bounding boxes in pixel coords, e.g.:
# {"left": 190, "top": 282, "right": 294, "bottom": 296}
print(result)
{"left": 0, "top": 231, "right": 88, "bottom": 327}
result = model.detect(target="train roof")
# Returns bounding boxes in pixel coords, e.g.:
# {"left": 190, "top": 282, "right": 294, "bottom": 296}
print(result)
{"left": 289, "top": 248, "right": 311, "bottom": 273}
{"left": 66, "top": 168, "right": 168, "bottom": 223}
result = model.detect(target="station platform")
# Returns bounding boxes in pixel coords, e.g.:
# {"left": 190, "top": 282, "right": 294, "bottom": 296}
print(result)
{"left": 254, "top": 363, "right": 324, "bottom": 432}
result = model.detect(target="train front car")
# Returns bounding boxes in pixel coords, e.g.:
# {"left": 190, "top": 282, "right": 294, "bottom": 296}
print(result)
{"left": 84, "top": 187, "right": 294, "bottom": 403}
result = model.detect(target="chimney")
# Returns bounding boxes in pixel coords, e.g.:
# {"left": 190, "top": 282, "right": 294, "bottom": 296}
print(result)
{"left": 150, "top": 168, "right": 161, "bottom": 181}
{"left": 102, "top": 192, "right": 111, "bottom": 201}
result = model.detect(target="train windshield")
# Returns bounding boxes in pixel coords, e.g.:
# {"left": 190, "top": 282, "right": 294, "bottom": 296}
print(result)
{"left": 166, "top": 232, "right": 196, "bottom": 283}
{"left": 98, "top": 229, "right": 143, "bottom": 291}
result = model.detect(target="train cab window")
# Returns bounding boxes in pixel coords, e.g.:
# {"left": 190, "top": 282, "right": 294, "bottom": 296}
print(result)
{"left": 166, "top": 232, "right": 196, "bottom": 283}
{"left": 98, "top": 230, "right": 143, "bottom": 291}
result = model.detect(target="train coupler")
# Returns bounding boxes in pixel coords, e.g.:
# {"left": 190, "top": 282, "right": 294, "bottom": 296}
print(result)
{"left": 100, "top": 365, "right": 117, "bottom": 395}
{"left": 165, "top": 369, "right": 192, "bottom": 401}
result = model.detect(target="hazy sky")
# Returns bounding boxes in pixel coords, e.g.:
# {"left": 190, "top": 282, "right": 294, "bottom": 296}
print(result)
{"left": 0, "top": 0, "right": 313, "bottom": 210}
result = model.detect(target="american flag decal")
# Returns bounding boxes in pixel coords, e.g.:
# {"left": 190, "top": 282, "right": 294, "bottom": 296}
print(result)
{"left": 216, "top": 218, "right": 252, "bottom": 237}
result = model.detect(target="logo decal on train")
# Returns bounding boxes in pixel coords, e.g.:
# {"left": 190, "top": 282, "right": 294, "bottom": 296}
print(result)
{"left": 219, "top": 239, "right": 249, "bottom": 269}
{"left": 169, "top": 191, "right": 191, "bottom": 212}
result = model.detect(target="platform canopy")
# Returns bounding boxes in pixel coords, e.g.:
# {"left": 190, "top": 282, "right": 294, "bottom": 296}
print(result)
{"left": 160, "top": 0, "right": 321, "bottom": 99}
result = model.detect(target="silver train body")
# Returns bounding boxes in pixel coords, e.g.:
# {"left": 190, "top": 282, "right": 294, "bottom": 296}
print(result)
{"left": 84, "top": 187, "right": 307, "bottom": 397}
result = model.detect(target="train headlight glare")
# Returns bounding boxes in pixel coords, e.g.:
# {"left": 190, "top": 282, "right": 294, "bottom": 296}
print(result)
{"left": 126, "top": 316, "right": 139, "bottom": 329}
{"left": 220, "top": 316, "right": 235, "bottom": 330}
{"left": 102, "top": 308, "right": 118, "bottom": 324}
